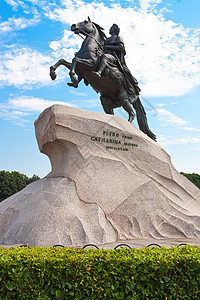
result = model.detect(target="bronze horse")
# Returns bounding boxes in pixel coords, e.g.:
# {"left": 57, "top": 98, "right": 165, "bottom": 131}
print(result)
{"left": 50, "top": 18, "right": 156, "bottom": 141}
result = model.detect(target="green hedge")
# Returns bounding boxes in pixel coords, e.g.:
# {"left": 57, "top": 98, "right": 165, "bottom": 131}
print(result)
{"left": 0, "top": 245, "right": 200, "bottom": 299}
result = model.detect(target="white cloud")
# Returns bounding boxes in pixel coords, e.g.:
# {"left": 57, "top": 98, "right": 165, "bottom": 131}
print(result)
{"left": 0, "top": 16, "right": 40, "bottom": 33}
{"left": 45, "top": 0, "right": 200, "bottom": 98}
{"left": 155, "top": 107, "right": 200, "bottom": 132}
{"left": 0, "top": 109, "right": 29, "bottom": 120}
{"left": 0, "top": 46, "right": 53, "bottom": 87}
{"left": 182, "top": 126, "right": 200, "bottom": 133}
{"left": 138, "top": 0, "right": 162, "bottom": 13}
{"left": 156, "top": 103, "right": 165, "bottom": 107}
{"left": 49, "top": 29, "right": 81, "bottom": 61}
{"left": 0, "top": 96, "right": 76, "bottom": 126}
{"left": 4, "top": 0, "right": 45, "bottom": 11}
{"left": 2, "top": 0, "right": 200, "bottom": 97}
{"left": 158, "top": 135, "right": 200, "bottom": 146}
{"left": 4, "top": 0, "right": 19, "bottom": 10}
{"left": 8, "top": 96, "right": 75, "bottom": 112}
{"left": 0, "top": 105, "right": 32, "bottom": 126}
{"left": 70, "top": 97, "right": 100, "bottom": 109}
{"left": 69, "top": 90, "right": 87, "bottom": 97}
{"left": 155, "top": 107, "right": 200, "bottom": 147}
{"left": 156, "top": 108, "right": 187, "bottom": 126}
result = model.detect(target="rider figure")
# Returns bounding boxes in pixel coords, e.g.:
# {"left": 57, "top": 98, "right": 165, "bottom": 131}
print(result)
{"left": 93, "top": 24, "right": 141, "bottom": 96}
{"left": 93, "top": 24, "right": 140, "bottom": 122}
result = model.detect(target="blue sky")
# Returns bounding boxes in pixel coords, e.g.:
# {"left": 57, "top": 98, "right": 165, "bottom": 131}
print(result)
{"left": 0, "top": 0, "right": 200, "bottom": 178}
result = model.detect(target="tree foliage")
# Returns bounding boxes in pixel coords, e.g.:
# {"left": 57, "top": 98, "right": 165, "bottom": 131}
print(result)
{"left": 180, "top": 172, "right": 200, "bottom": 189}
{"left": 0, "top": 170, "right": 199, "bottom": 203}
{"left": 0, "top": 171, "right": 40, "bottom": 202}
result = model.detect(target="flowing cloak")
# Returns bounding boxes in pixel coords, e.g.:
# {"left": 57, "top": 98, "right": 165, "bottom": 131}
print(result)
{"left": 104, "top": 35, "right": 141, "bottom": 95}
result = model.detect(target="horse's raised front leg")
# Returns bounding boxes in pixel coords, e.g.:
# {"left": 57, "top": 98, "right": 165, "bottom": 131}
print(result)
{"left": 50, "top": 59, "right": 71, "bottom": 80}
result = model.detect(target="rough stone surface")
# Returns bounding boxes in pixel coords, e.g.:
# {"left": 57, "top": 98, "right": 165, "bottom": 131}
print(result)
{"left": 0, "top": 104, "right": 200, "bottom": 247}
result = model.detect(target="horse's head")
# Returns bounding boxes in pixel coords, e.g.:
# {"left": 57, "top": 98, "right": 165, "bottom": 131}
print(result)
{"left": 71, "top": 17, "right": 94, "bottom": 36}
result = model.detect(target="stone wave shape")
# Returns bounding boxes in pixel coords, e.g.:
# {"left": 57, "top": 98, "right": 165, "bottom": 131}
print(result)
{"left": 0, "top": 105, "right": 200, "bottom": 246}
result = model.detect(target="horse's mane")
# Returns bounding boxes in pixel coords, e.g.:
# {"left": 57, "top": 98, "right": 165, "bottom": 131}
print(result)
{"left": 92, "top": 22, "right": 107, "bottom": 42}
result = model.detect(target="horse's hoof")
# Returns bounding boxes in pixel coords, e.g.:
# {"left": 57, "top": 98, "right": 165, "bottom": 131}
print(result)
{"left": 50, "top": 67, "right": 57, "bottom": 80}
{"left": 50, "top": 72, "right": 57, "bottom": 80}
{"left": 128, "top": 113, "right": 135, "bottom": 123}
{"left": 67, "top": 82, "right": 78, "bottom": 88}
{"left": 70, "top": 75, "right": 78, "bottom": 85}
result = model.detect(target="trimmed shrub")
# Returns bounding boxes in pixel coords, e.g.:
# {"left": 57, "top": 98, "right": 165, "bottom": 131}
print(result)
{"left": 0, "top": 245, "right": 200, "bottom": 299}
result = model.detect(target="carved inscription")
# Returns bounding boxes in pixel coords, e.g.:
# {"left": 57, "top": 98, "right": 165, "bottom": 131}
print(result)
{"left": 90, "top": 130, "right": 138, "bottom": 151}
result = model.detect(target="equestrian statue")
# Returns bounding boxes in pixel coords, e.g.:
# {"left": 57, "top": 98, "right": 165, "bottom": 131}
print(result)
{"left": 50, "top": 17, "right": 156, "bottom": 141}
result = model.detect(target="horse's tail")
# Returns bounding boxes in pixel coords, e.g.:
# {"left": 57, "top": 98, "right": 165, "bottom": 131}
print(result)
{"left": 133, "top": 97, "right": 157, "bottom": 141}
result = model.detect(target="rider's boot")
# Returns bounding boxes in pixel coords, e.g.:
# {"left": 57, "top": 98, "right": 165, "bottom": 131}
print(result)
{"left": 92, "top": 71, "right": 101, "bottom": 78}
{"left": 92, "top": 56, "right": 107, "bottom": 78}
